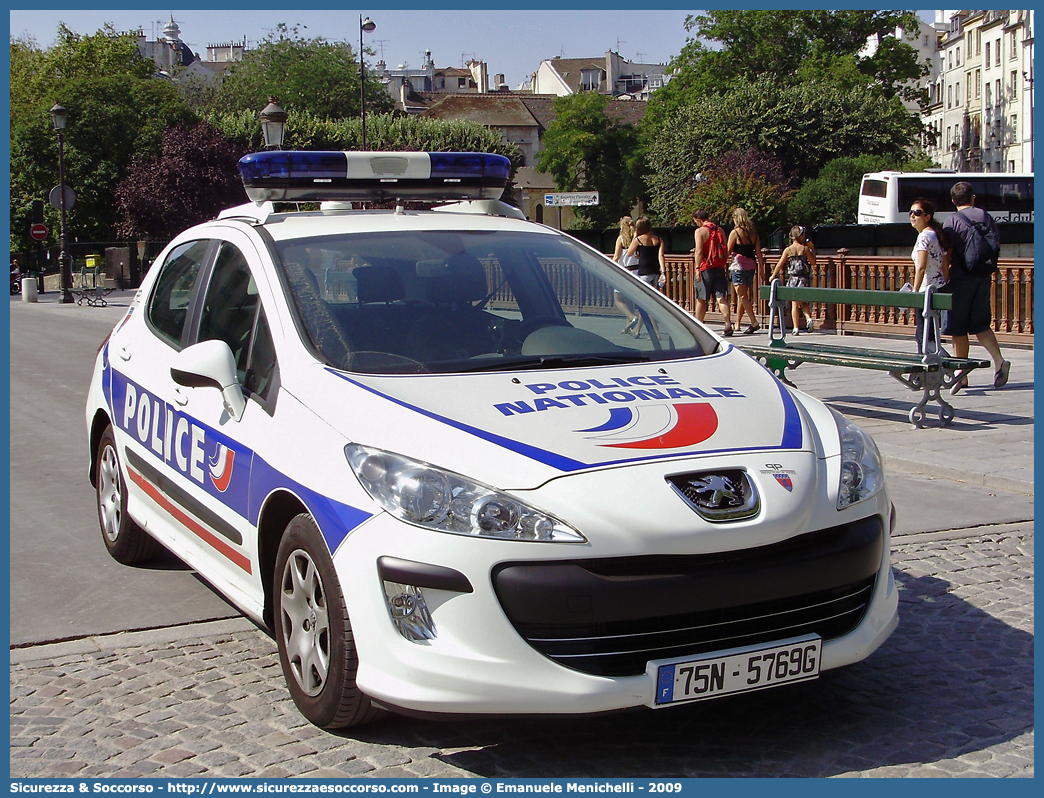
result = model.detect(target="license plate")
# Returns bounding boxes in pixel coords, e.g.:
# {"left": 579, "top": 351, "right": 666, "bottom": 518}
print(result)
{"left": 654, "top": 636, "right": 821, "bottom": 705}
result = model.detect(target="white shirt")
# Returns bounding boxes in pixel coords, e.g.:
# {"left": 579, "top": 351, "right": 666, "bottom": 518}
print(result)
{"left": 912, "top": 228, "right": 944, "bottom": 291}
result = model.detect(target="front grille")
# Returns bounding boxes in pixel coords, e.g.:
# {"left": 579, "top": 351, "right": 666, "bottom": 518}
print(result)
{"left": 493, "top": 516, "right": 882, "bottom": 677}
{"left": 511, "top": 578, "right": 874, "bottom": 677}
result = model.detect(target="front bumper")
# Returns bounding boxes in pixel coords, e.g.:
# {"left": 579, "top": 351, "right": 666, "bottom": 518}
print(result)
{"left": 332, "top": 503, "right": 898, "bottom": 717}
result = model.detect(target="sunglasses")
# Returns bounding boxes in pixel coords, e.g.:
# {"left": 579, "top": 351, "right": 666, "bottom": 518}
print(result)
{"left": 909, "top": 209, "right": 927, "bottom": 217}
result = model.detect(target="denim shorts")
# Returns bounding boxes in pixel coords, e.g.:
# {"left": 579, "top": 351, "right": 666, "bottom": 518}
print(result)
{"left": 731, "top": 269, "right": 755, "bottom": 288}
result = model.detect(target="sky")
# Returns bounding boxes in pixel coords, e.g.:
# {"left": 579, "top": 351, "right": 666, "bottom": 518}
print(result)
{"left": 8, "top": 8, "right": 698, "bottom": 90}
{"left": 8, "top": 8, "right": 941, "bottom": 91}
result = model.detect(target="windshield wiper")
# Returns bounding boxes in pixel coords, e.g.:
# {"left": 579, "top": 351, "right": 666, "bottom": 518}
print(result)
{"left": 455, "top": 352, "right": 652, "bottom": 373}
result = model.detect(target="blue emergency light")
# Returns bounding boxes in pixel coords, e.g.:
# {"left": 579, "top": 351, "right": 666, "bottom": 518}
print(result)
{"left": 238, "top": 151, "right": 511, "bottom": 202}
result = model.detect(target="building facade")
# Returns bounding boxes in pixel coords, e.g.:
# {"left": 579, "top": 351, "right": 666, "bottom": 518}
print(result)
{"left": 925, "top": 9, "right": 1034, "bottom": 173}
{"left": 530, "top": 51, "right": 668, "bottom": 100}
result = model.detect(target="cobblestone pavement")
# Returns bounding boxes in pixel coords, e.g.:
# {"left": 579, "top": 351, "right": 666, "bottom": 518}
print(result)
{"left": 10, "top": 523, "right": 1033, "bottom": 778}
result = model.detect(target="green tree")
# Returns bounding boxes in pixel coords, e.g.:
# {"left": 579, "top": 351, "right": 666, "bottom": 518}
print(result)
{"left": 536, "top": 92, "right": 644, "bottom": 229}
{"left": 208, "top": 24, "right": 392, "bottom": 119}
{"left": 10, "top": 25, "right": 194, "bottom": 250}
{"left": 787, "top": 153, "right": 937, "bottom": 226}
{"left": 646, "top": 10, "right": 926, "bottom": 131}
{"left": 645, "top": 77, "right": 921, "bottom": 224}
{"left": 678, "top": 148, "right": 794, "bottom": 233}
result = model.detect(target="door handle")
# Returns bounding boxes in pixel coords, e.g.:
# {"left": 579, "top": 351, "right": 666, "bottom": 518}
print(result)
{"left": 173, "top": 387, "right": 189, "bottom": 407}
{"left": 117, "top": 345, "right": 131, "bottom": 362}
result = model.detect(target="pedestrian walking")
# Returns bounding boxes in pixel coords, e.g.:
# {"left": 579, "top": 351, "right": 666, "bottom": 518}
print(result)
{"left": 692, "top": 209, "right": 732, "bottom": 336}
{"left": 612, "top": 216, "right": 640, "bottom": 334}
{"left": 625, "top": 216, "right": 664, "bottom": 339}
{"left": 726, "top": 208, "right": 765, "bottom": 334}
{"left": 770, "top": 226, "right": 816, "bottom": 334}
{"left": 942, "top": 181, "right": 1010, "bottom": 392}
{"left": 907, "top": 198, "right": 948, "bottom": 355}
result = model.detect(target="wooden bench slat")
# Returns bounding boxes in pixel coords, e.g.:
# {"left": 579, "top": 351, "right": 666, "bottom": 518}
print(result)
{"left": 737, "top": 345, "right": 936, "bottom": 374}
{"left": 750, "top": 340, "right": 990, "bottom": 370}
{"left": 758, "top": 285, "right": 953, "bottom": 310}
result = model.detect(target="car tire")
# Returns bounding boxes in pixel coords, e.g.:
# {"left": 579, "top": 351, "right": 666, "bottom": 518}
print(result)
{"left": 274, "top": 513, "right": 382, "bottom": 729}
{"left": 95, "top": 424, "right": 162, "bottom": 564}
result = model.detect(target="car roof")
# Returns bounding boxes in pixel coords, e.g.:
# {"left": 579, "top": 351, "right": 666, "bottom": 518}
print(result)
{"left": 214, "top": 206, "right": 561, "bottom": 243}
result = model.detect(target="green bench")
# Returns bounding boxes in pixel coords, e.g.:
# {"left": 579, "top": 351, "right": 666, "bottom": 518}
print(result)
{"left": 736, "top": 280, "right": 990, "bottom": 428}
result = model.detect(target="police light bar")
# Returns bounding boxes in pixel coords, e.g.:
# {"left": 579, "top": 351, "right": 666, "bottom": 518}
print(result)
{"left": 238, "top": 151, "right": 510, "bottom": 202}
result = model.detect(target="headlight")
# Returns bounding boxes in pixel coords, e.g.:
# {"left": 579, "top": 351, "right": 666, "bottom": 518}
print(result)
{"left": 345, "top": 444, "right": 586, "bottom": 543}
{"left": 831, "top": 409, "right": 884, "bottom": 509}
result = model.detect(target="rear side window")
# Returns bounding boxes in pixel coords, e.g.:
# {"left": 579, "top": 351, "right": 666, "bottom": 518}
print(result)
{"left": 147, "top": 240, "right": 210, "bottom": 346}
{"left": 860, "top": 179, "right": 888, "bottom": 198}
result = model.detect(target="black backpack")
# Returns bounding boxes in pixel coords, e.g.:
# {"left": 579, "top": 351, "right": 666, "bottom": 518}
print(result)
{"left": 953, "top": 209, "right": 1000, "bottom": 275}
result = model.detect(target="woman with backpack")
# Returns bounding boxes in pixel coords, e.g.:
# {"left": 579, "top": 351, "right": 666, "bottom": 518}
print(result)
{"left": 725, "top": 207, "right": 765, "bottom": 334}
{"left": 770, "top": 226, "right": 817, "bottom": 335}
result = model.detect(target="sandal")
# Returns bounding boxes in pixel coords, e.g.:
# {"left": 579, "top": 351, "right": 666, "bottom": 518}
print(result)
{"left": 743, "top": 324, "right": 761, "bottom": 335}
{"left": 950, "top": 375, "right": 968, "bottom": 395}
{"left": 621, "top": 317, "right": 638, "bottom": 334}
{"left": 994, "top": 360, "right": 1011, "bottom": 388}
{"left": 723, "top": 327, "right": 734, "bottom": 337}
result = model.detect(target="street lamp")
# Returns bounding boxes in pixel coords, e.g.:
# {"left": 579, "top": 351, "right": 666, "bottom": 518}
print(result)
{"left": 359, "top": 15, "right": 376, "bottom": 150}
{"left": 259, "top": 97, "right": 287, "bottom": 149}
{"left": 49, "top": 102, "right": 73, "bottom": 304}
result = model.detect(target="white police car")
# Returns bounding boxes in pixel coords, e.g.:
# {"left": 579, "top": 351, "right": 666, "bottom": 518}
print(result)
{"left": 86, "top": 150, "right": 898, "bottom": 729}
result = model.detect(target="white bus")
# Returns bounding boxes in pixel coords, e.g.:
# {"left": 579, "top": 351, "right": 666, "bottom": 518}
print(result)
{"left": 857, "top": 171, "right": 1033, "bottom": 224}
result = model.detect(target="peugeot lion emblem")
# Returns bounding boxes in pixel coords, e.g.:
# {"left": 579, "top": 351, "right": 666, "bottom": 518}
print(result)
{"left": 667, "top": 470, "right": 760, "bottom": 522}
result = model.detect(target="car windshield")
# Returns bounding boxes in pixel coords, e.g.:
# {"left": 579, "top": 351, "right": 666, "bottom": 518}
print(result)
{"left": 274, "top": 228, "right": 714, "bottom": 374}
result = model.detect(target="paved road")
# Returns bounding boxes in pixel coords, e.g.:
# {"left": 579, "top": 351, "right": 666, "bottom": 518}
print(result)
{"left": 10, "top": 523, "right": 1034, "bottom": 778}
{"left": 9, "top": 294, "right": 237, "bottom": 646}
{"left": 9, "top": 292, "right": 1034, "bottom": 777}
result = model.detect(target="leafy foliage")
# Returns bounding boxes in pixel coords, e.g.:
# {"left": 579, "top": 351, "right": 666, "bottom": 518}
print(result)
{"left": 206, "top": 24, "right": 392, "bottom": 119}
{"left": 677, "top": 148, "right": 794, "bottom": 233}
{"left": 9, "top": 26, "right": 193, "bottom": 249}
{"left": 645, "top": 77, "right": 921, "bottom": 225}
{"left": 787, "top": 153, "right": 938, "bottom": 226}
{"left": 535, "top": 92, "right": 645, "bottom": 229}
{"left": 115, "top": 123, "right": 245, "bottom": 239}
{"left": 646, "top": 10, "right": 927, "bottom": 132}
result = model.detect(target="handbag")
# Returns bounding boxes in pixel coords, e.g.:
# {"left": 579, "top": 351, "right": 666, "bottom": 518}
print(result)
{"left": 618, "top": 251, "right": 639, "bottom": 270}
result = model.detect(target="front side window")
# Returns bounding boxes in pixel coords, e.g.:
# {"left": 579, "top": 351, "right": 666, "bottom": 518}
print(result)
{"left": 198, "top": 243, "right": 261, "bottom": 384}
{"left": 148, "top": 240, "right": 209, "bottom": 347}
{"left": 274, "top": 229, "right": 710, "bottom": 374}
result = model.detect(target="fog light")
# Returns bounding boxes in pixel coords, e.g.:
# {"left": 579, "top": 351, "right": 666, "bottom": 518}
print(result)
{"left": 383, "top": 581, "right": 436, "bottom": 642}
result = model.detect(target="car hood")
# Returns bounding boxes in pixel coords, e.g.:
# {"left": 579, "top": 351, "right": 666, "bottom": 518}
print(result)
{"left": 306, "top": 345, "right": 826, "bottom": 491}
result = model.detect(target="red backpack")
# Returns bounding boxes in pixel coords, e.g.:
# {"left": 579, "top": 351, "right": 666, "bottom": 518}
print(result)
{"left": 701, "top": 222, "right": 727, "bottom": 271}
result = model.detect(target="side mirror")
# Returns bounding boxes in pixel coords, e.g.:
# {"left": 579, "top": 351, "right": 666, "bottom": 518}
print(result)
{"left": 170, "top": 340, "right": 246, "bottom": 421}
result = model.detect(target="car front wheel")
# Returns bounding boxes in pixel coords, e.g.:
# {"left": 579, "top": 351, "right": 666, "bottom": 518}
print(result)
{"left": 274, "top": 513, "right": 382, "bottom": 729}
{"left": 95, "top": 424, "right": 161, "bottom": 564}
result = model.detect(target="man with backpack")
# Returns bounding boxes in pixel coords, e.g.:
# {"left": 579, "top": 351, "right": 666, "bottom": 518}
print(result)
{"left": 942, "top": 181, "right": 1011, "bottom": 393}
{"left": 693, "top": 209, "right": 733, "bottom": 336}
